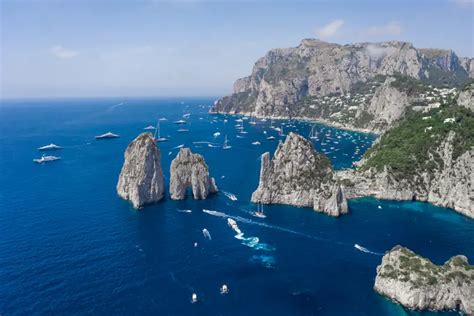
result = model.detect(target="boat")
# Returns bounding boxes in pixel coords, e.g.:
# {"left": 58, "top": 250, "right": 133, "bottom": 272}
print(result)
{"left": 173, "top": 119, "right": 187, "bottom": 124}
{"left": 159, "top": 117, "right": 168, "bottom": 121}
{"left": 213, "top": 132, "right": 221, "bottom": 137}
{"left": 154, "top": 121, "right": 168, "bottom": 142}
{"left": 38, "top": 143, "right": 62, "bottom": 151}
{"left": 266, "top": 136, "right": 275, "bottom": 141}
{"left": 143, "top": 125, "right": 156, "bottom": 130}
{"left": 95, "top": 132, "right": 120, "bottom": 139}
{"left": 191, "top": 293, "right": 198, "bottom": 303}
{"left": 249, "top": 116, "right": 257, "bottom": 125}
{"left": 177, "top": 128, "right": 189, "bottom": 133}
{"left": 253, "top": 203, "right": 267, "bottom": 218}
{"left": 33, "top": 154, "right": 61, "bottom": 163}
{"left": 251, "top": 141, "right": 261, "bottom": 145}
{"left": 182, "top": 113, "right": 191, "bottom": 119}
{"left": 223, "top": 135, "right": 231, "bottom": 150}
{"left": 220, "top": 284, "right": 229, "bottom": 295}
{"left": 309, "top": 126, "right": 318, "bottom": 139}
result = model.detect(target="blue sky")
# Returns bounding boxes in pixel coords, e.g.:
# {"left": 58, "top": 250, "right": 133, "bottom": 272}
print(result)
{"left": 1, "top": 0, "right": 473, "bottom": 98}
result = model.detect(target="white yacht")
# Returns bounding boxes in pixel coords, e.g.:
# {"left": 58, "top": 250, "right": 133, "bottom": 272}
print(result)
{"left": 309, "top": 126, "right": 318, "bottom": 139}
{"left": 191, "top": 293, "right": 198, "bottom": 303}
{"left": 220, "top": 284, "right": 229, "bottom": 295}
{"left": 38, "top": 143, "right": 62, "bottom": 151}
{"left": 143, "top": 125, "right": 156, "bottom": 130}
{"left": 154, "top": 121, "right": 168, "bottom": 142}
{"left": 33, "top": 155, "right": 61, "bottom": 163}
{"left": 223, "top": 135, "right": 231, "bottom": 150}
{"left": 251, "top": 141, "right": 261, "bottom": 145}
{"left": 173, "top": 119, "right": 187, "bottom": 124}
{"left": 95, "top": 132, "right": 120, "bottom": 139}
{"left": 266, "top": 136, "right": 276, "bottom": 141}
{"left": 253, "top": 203, "right": 266, "bottom": 218}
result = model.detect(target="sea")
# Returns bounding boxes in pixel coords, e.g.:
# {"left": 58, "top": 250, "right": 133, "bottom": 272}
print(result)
{"left": 0, "top": 97, "right": 472, "bottom": 315}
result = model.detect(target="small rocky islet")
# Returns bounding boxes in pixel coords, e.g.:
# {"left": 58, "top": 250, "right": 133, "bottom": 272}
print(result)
{"left": 115, "top": 38, "right": 473, "bottom": 313}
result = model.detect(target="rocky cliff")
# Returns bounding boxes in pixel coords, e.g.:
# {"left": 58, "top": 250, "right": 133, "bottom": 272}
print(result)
{"left": 251, "top": 132, "right": 348, "bottom": 216}
{"left": 169, "top": 148, "right": 218, "bottom": 200}
{"left": 337, "top": 106, "right": 474, "bottom": 218}
{"left": 374, "top": 245, "right": 473, "bottom": 314}
{"left": 213, "top": 39, "right": 471, "bottom": 133}
{"left": 458, "top": 81, "right": 474, "bottom": 111}
{"left": 117, "top": 133, "right": 165, "bottom": 208}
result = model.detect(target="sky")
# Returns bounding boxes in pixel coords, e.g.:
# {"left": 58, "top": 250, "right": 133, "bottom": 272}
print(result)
{"left": 1, "top": 0, "right": 473, "bottom": 98}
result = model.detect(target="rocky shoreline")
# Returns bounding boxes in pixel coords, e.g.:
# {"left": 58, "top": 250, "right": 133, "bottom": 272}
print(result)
{"left": 374, "top": 245, "right": 474, "bottom": 314}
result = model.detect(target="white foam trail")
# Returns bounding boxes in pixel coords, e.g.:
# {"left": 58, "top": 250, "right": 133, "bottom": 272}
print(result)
{"left": 354, "top": 244, "right": 382, "bottom": 256}
{"left": 222, "top": 191, "right": 238, "bottom": 201}
{"left": 178, "top": 209, "right": 192, "bottom": 213}
{"left": 202, "top": 228, "right": 212, "bottom": 240}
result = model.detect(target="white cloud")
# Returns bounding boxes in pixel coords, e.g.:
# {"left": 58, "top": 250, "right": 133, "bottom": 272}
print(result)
{"left": 450, "top": 0, "right": 474, "bottom": 6}
{"left": 316, "top": 19, "right": 344, "bottom": 39}
{"left": 50, "top": 45, "right": 80, "bottom": 59}
{"left": 366, "top": 21, "right": 402, "bottom": 36}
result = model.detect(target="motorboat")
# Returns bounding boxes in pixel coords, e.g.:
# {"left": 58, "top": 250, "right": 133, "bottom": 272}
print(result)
{"left": 95, "top": 132, "right": 120, "bottom": 139}
{"left": 33, "top": 155, "right": 61, "bottom": 163}
{"left": 143, "top": 125, "right": 156, "bottom": 130}
{"left": 38, "top": 143, "right": 62, "bottom": 151}
{"left": 266, "top": 136, "right": 276, "bottom": 141}
{"left": 251, "top": 141, "right": 261, "bottom": 145}
{"left": 191, "top": 293, "right": 198, "bottom": 303}
{"left": 220, "top": 284, "right": 229, "bottom": 295}
{"left": 173, "top": 119, "right": 187, "bottom": 124}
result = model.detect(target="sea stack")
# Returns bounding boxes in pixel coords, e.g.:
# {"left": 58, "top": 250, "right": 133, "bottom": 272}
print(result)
{"left": 251, "top": 132, "right": 348, "bottom": 216}
{"left": 374, "top": 245, "right": 474, "bottom": 314}
{"left": 117, "top": 133, "right": 165, "bottom": 208}
{"left": 169, "top": 148, "right": 218, "bottom": 200}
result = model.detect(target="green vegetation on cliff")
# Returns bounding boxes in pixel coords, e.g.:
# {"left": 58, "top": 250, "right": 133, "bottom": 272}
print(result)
{"left": 361, "top": 105, "right": 474, "bottom": 177}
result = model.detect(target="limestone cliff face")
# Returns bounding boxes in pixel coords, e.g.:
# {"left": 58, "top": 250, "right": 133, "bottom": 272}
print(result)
{"left": 374, "top": 245, "right": 474, "bottom": 315}
{"left": 169, "top": 148, "right": 218, "bottom": 200}
{"left": 117, "top": 133, "right": 165, "bottom": 208}
{"left": 337, "top": 131, "right": 474, "bottom": 218}
{"left": 458, "top": 82, "right": 474, "bottom": 111}
{"left": 212, "top": 39, "right": 471, "bottom": 133}
{"left": 251, "top": 132, "right": 348, "bottom": 216}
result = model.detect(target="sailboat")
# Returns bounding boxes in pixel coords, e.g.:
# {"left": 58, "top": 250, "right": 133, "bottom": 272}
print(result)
{"left": 253, "top": 203, "right": 266, "bottom": 218}
{"left": 309, "top": 126, "right": 318, "bottom": 139}
{"left": 154, "top": 121, "right": 168, "bottom": 142}
{"left": 223, "top": 135, "right": 232, "bottom": 150}
{"left": 249, "top": 115, "right": 257, "bottom": 125}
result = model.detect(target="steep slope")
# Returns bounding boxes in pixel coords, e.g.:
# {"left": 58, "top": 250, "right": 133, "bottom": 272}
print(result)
{"left": 251, "top": 132, "right": 348, "bottom": 216}
{"left": 374, "top": 245, "right": 473, "bottom": 314}
{"left": 212, "top": 39, "right": 471, "bottom": 132}
{"left": 117, "top": 133, "right": 165, "bottom": 208}
{"left": 337, "top": 106, "right": 474, "bottom": 218}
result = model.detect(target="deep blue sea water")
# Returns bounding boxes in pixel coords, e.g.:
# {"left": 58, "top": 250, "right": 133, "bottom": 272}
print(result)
{"left": 0, "top": 98, "right": 472, "bottom": 315}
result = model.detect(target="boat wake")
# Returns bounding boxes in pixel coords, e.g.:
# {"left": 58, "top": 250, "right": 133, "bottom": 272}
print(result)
{"left": 222, "top": 191, "right": 238, "bottom": 201}
{"left": 354, "top": 244, "right": 382, "bottom": 256}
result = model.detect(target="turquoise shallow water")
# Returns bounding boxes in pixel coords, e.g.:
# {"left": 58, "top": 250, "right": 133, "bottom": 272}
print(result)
{"left": 0, "top": 97, "right": 472, "bottom": 315}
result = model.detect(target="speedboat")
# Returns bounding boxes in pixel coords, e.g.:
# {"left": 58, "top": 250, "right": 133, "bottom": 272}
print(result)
{"left": 213, "top": 132, "right": 221, "bottom": 137}
{"left": 182, "top": 113, "right": 191, "bottom": 119}
{"left": 266, "top": 136, "right": 275, "bottom": 141}
{"left": 220, "top": 284, "right": 229, "bottom": 295}
{"left": 143, "top": 125, "right": 156, "bottom": 130}
{"left": 95, "top": 132, "right": 120, "bottom": 139}
{"left": 251, "top": 141, "right": 261, "bottom": 145}
{"left": 191, "top": 293, "right": 198, "bottom": 303}
{"left": 173, "top": 119, "right": 187, "bottom": 124}
{"left": 33, "top": 155, "right": 61, "bottom": 163}
{"left": 38, "top": 143, "right": 62, "bottom": 151}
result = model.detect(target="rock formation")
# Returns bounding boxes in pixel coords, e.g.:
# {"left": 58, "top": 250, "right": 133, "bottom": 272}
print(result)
{"left": 117, "top": 133, "right": 165, "bottom": 208}
{"left": 374, "top": 245, "right": 474, "bottom": 314}
{"left": 169, "top": 148, "right": 218, "bottom": 200}
{"left": 251, "top": 132, "right": 348, "bottom": 216}
{"left": 457, "top": 81, "right": 474, "bottom": 111}
{"left": 212, "top": 39, "right": 472, "bottom": 133}
{"left": 336, "top": 106, "right": 474, "bottom": 218}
